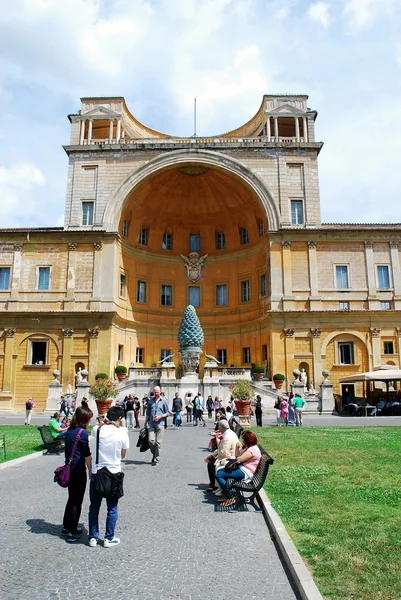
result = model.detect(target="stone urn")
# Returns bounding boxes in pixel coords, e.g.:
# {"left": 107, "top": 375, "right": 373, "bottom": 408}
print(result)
{"left": 116, "top": 372, "right": 126, "bottom": 382}
{"left": 273, "top": 374, "right": 285, "bottom": 390}
{"left": 95, "top": 398, "right": 112, "bottom": 416}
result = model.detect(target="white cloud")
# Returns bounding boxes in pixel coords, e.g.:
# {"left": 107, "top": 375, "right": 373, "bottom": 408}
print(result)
{"left": 0, "top": 163, "right": 45, "bottom": 226}
{"left": 343, "top": 0, "right": 401, "bottom": 30}
{"left": 308, "top": 2, "right": 331, "bottom": 28}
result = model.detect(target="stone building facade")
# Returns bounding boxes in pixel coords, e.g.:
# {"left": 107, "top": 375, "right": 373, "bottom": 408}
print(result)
{"left": 0, "top": 94, "right": 400, "bottom": 411}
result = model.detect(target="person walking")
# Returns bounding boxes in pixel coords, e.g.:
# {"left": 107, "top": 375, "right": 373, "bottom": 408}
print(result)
{"left": 125, "top": 395, "right": 135, "bottom": 430}
{"left": 172, "top": 392, "right": 183, "bottom": 426}
{"left": 185, "top": 393, "right": 193, "bottom": 422}
{"left": 195, "top": 392, "right": 206, "bottom": 427}
{"left": 255, "top": 394, "right": 263, "bottom": 427}
{"left": 206, "top": 395, "right": 213, "bottom": 419}
{"left": 134, "top": 396, "right": 141, "bottom": 428}
{"left": 88, "top": 405, "right": 129, "bottom": 548}
{"left": 62, "top": 406, "right": 93, "bottom": 542}
{"left": 25, "top": 396, "right": 36, "bottom": 425}
{"left": 293, "top": 393, "right": 306, "bottom": 426}
{"left": 160, "top": 391, "right": 169, "bottom": 429}
{"left": 145, "top": 386, "right": 169, "bottom": 465}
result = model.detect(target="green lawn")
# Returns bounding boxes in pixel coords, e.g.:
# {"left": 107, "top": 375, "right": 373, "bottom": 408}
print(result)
{"left": 0, "top": 426, "right": 44, "bottom": 462}
{"left": 256, "top": 427, "right": 401, "bottom": 600}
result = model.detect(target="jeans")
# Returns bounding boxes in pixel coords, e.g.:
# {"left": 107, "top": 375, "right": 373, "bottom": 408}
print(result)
{"left": 63, "top": 467, "right": 87, "bottom": 534}
{"left": 215, "top": 467, "right": 245, "bottom": 496}
{"left": 88, "top": 475, "right": 119, "bottom": 541}
{"left": 295, "top": 408, "right": 303, "bottom": 426}
{"left": 56, "top": 430, "right": 67, "bottom": 440}
{"left": 126, "top": 410, "right": 135, "bottom": 428}
{"left": 25, "top": 410, "right": 32, "bottom": 425}
{"left": 148, "top": 425, "right": 164, "bottom": 459}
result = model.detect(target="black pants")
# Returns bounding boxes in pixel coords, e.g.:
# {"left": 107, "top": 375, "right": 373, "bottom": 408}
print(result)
{"left": 63, "top": 467, "right": 87, "bottom": 534}
{"left": 186, "top": 407, "right": 192, "bottom": 422}
{"left": 207, "top": 457, "right": 216, "bottom": 486}
{"left": 255, "top": 410, "right": 262, "bottom": 427}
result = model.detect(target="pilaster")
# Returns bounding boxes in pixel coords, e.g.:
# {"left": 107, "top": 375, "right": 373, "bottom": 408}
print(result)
{"left": 310, "top": 328, "right": 322, "bottom": 388}
{"left": 284, "top": 328, "right": 295, "bottom": 385}
{"left": 364, "top": 241, "right": 380, "bottom": 309}
{"left": 389, "top": 241, "right": 401, "bottom": 308}
{"left": 61, "top": 328, "right": 74, "bottom": 390}
{"left": 307, "top": 241, "right": 321, "bottom": 310}
{"left": 281, "top": 241, "right": 294, "bottom": 310}
{"left": 370, "top": 328, "right": 381, "bottom": 368}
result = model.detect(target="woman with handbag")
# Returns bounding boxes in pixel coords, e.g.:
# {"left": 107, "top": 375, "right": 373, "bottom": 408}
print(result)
{"left": 215, "top": 430, "right": 261, "bottom": 507}
{"left": 61, "top": 406, "right": 93, "bottom": 542}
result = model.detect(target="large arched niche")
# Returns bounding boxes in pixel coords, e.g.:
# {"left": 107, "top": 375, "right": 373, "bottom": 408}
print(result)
{"left": 103, "top": 149, "right": 280, "bottom": 234}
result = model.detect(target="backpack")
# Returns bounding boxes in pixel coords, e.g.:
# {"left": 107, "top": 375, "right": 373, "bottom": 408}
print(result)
{"left": 26, "top": 401, "right": 33, "bottom": 410}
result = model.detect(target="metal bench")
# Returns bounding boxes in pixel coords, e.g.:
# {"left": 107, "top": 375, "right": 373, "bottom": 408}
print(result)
{"left": 225, "top": 445, "right": 274, "bottom": 511}
{"left": 37, "top": 425, "right": 64, "bottom": 455}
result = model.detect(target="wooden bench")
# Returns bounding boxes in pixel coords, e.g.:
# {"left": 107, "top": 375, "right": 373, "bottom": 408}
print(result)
{"left": 225, "top": 445, "right": 274, "bottom": 511}
{"left": 37, "top": 425, "right": 64, "bottom": 455}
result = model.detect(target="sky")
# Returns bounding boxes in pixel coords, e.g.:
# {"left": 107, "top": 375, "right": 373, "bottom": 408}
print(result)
{"left": 0, "top": 0, "right": 400, "bottom": 228}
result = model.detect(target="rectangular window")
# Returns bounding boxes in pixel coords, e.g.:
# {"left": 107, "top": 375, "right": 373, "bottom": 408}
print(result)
{"left": 381, "top": 301, "right": 391, "bottom": 311}
{"left": 82, "top": 201, "right": 94, "bottom": 225}
{"left": 162, "top": 233, "right": 173, "bottom": 251}
{"left": 240, "top": 228, "right": 249, "bottom": 245}
{"left": 241, "top": 280, "right": 250, "bottom": 302}
{"left": 161, "top": 284, "right": 172, "bottom": 306}
{"left": 118, "top": 344, "right": 124, "bottom": 362}
{"left": 377, "top": 265, "right": 390, "bottom": 289}
{"left": 0, "top": 267, "right": 11, "bottom": 290}
{"left": 336, "top": 265, "right": 349, "bottom": 289}
{"left": 215, "top": 232, "right": 226, "bottom": 250}
{"left": 260, "top": 273, "right": 267, "bottom": 297}
{"left": 291, "top": 200, "right": 304, "bottom": 225}
{"left": 137, "top": 280, "right": 147, "bottom": 303}
{"left": 339, "top": 301, "right": 350, "bottom": 310}
{"left": 119, "top": 274, "right": 127, "bottom": 297}
{"left": 139, "top": 228, "right": 148, "bottom": 246}
{"left": 216, "top": 284, "right": 227, "bottom": 306}
{"left": 262, "top": 344, "right": 268, "bottom": 362}
{"left": 135, "top": 347, "right": 144, "bottom": 363}
{"left": 188, "top": 286, "right": 200, "bottom": 307}
{"left": 161, "top": 349, "right": 170, "bottom": 361}
{"left": 339, "top": 342, "right": 354, "bottom": 365}
{"left": 122, "top": 219, "right": 129, "bottom": 237}
{"left": 30, "top": 340, "right": 47, "bottom": 365}
{"left": 242, "top": 347, "right": 251, "bottom": 364}
{"left": 189, "top": 234, "right": 200, "bottom": 252}
{"left": 384, "top": 341, "right": 394, "bottom": 355}
{"left": 217, "top": 349, "right": 227, "bottom": 364}
{"left": 38, "top": 267, "right": 50, "bottom": 291}
{"left": 258, "top": 219, "right": 265, "bottom": 236}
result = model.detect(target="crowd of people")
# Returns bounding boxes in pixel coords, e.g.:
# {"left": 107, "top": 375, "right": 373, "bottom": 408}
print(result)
{"left": 274, "top": 392, "right": 306, "bottom": 427}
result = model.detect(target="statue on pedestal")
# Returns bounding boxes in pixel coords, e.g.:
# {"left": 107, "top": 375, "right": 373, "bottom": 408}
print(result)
{"left": 157, "top": 353, "right": 175, "bottom": 365}
{"left": 75, "top": 367, "right": 82, "bottom": 387}
{"left": 300, "top": 368, "right": 308, "bottom": 390}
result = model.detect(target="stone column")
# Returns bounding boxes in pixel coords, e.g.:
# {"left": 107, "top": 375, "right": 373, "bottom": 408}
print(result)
{"left": 91, "top": 242, "right": 103, "bottom": 310}
{"left": 11, "top": 243, "right": 23, "bottom": 300}
{"left": 116, "top": 118, "right": 121, "bottom": 141}
{"left": 310, "top": 329, "right": 322, "bottom": 391}
{"left": 88, "top": 327, "right": 100, "bottom": 383}
{"left": 295, "top": 117, "right": 300, "bottom": 142}
{"left": 79, "top": 120, "right": 85, "bottom": 145}
{"left": 87, "top": 120, "right": 93, "bottom": 144}
{"left": 303, "top": 117, "right": 308, "bottom": 142}
{"left": 307, "top": 241, "right": 320, "bottom": 310}
{"left": 65, "top": 243, "right": 77, "bottom": 309}
{"left": 0, "top": 328, "right": 16, "bottom": 409}
{"left": 274, "top": 117, "right": 279, "bottom": 141}
{"left": 282, "top": 241, "right": 293, "bottom": 310}
{"left": 389, "top": 241, "right": 401, "bottom": 309}
{"left": 266, "top": 116, "right": 271, "bottom": 141}
{"left": 364, "top": 241, "right": 379, "bottom": 309}
{"left": 45, "top": 370, "right": 63, "bottom": 413}
{"left": 370, "top": 328, "right": 381, "bottom": 368}
{"left": 109, "top": 119, "right": 114, "bottom": 143}
{"left": 284, "top": 328, "right": 295, "bottom": 389}
{"left": 61, "top": 328, "right": 74, "bottom": 391}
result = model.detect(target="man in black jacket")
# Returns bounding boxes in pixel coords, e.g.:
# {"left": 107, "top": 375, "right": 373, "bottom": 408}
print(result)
{"left": 172, "top": 392, "right": 183, "bottom": 426}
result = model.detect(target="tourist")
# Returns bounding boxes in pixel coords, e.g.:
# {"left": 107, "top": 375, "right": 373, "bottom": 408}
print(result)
{"left": 145, "top": 386, "right": 169, "bottom": 465}
{"left": 279, "top": 396, "right": 288, "bottom": 426}
{"left": 213, "top": 396, "right": 221, "bottom": 419}
{"left": 204, "top": 419, "right": 240, "bottom": 493}
{"left": 81, "top": 396, "right": 89, "bottom": 409}
{"left": 206, "top": 395, "right": 213, "bottom": 419}
{"left": 185, "top": 392, "right": 193, "bottom": 422}
{"left": 195, "top": 392, "right": 206, "bottom": 427}
{"left": 49, "top": 412, "right": 69, "bottom": 439}
{"left": 61, "top": 406, "right": 93, "bottom": 543}
{"left": 24, "top": 396, "right": 36, "bottom": 425}
{"left": 215, "top": 430, "right": 261, "bottom": 508}
{"left": 255, "top": 395, "right": 263, "bottom": 427}
{"left": 88, "top": 405, "right": 129, "bottom": 547}
{"left": 274, "top": 396, "right": 282, "bottom": 425}
{"left": 172, "top": 392, "right": 183, "bottom": 426}
{"left": 287, "top": 393, "right": 296, "bottom": 427}
{"left": 175, "top": 407, "right": 183, "bottom": 428}
{"left": 134, "top": 396, "right": 141, "bottom": 428}
{"left": 160, "top": 391, "right": 169, "bottom": 429}
{"left": 293, "top": 393, "right": 306, "bottom": 426}
{"left": 141, "top": 396, "right": 147, "bottom": 416}
{"left": 125, "top": 395, "right": 135, "bottom": 430}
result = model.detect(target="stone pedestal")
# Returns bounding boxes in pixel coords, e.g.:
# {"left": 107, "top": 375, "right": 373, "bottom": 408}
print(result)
{"left": 291, "top": 380, "right": 306, "bottom": 400}
{"left": 76, "top": 369, "right": 97, "bottom": 413}
{"left": 319, "top": 371, "right": 335, "bottom": 413}
{"left": 45, "top": 370, "right": 63, "bottom": 413}
{"left": 179, "top": 374, "right": 201, "bottom": 400}
{"left": 202, "top": 362, "right": 219, "bottom": 400}
{"left": 159, "top": 363, "right": 177, "bottom": 404}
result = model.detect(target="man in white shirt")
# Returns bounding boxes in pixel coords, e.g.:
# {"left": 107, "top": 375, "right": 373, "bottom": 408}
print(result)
{"left": 88, "top": 406, "right": 129, "bottom": 548}
{"left": 204, "top": 419, "right": 239, "bottom": 492}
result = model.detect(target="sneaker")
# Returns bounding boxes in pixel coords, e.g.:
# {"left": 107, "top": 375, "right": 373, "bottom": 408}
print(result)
{"left": 104, "top": 537, "right": 120, "bottom": 548}
{"left": 214, "top": 490, "right": 224, "bottom": 497}
{"left": 62, "top": 528, "right": 83, "bottom": 536}
{"left": 67, "top": 534, "right": 80, "bottom": 543}
{"left": 88, "top": 538, "right": 97, "bottom": 547}
{"left": 151, "top": 458, "right": 157, "bottom": 465}
{"left": 155, "top": 457, "right": 159, "bottom": 462}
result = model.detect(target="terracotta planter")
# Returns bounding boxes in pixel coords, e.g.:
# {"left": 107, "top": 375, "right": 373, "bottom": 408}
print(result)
{"left": 253, "top": 373, "right": 264, "bottom": 382}
{"left": 273, "top": 379, "right": 284, "bottom": 389}
{"left": 116, "top": 372, "right": 127, "bottom": 382}
{"left": 95, "top": 398, "right": 113, "bottom": 416}
{"left": 234, "top": 399, "right": 251, "bottom": 416}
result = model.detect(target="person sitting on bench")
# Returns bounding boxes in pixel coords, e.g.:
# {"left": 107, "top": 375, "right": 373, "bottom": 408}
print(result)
{"left": 49, "top": 412, "right": 69, "bottom": 440}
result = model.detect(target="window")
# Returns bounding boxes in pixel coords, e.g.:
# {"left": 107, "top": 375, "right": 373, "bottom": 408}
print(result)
{"left": 241, "top": 280, "right": 250, "bottom": 303}
{"left": 377, "top": 265, "right": 390, "bottom": 289}
{"left": 188, "top": 286, "right": 200, "bottom": 307}
{"left": 38, "top": 267, "right": 50, "bottom": 291}
{"left": 242, "top": 347, "right": 251, "bottom": 363}
{"left": 336, "top": 265, "right": 349, "bottom": 289}
{"left": 160, "top": 349, "right": 170, "bottom": 361}
{"left": 262, "top": 344, "right": 268, "bottom": 362}
{"left": 384, "top": 342, "right": 394, "bottom": 355}
{"left": 216, "top": 284, "right": 227, "bottom": 306}
{"left": 122, "top": 219, "right": 129, "bottom": 237}
{"left": 339, "top": 301, "right": 350, "bottom": 311}
{"left": 119, "top": 274, "right": 127, "bottom": 297}
{"left": 82, "top": 201, "right": 94, "bottom": 225}
{"left": 339, "top": 342, "right": 354, "bottom": 365}
{"left": 217, "top": 349, "right": 227, "bottom": 364}
{"left": 135, "top": 347, "right": 144, "bottom": 363}
{"left": 215, "top": 232, "right": 226, "bottom": 250}
{"left": 240, "top": 228, "right": 249, "bottom": 245}
{"left": 161, "top": 284, "right": 172, "bottom": 306}
{"left": 30, "top": 340, "right": 47, "bottom": 365}
{"left": 381, "top": 301, "right": 391, "bottom": 311}
{"left": 291, "top": 200, "right": 304, "bottom": 225}
{"left": 118, "top": 344, "right": 124, "bottom": 362}
{"left": 260, "top": 273, "right": 267, "bottom": 297}
{"left": 258, "top": 219, "right": 265, "bottom": 237}
{"left": 0, "top": 267, "right": 10, "bottom": 290}
{"left": 137, "top": 280, "right": 147, "bottom": 303}
{"left": 139, "top": 228, "right": 148, "bottom": 246}
{"left": 162, "top": 233, "right": 173, "bottom": 251}
{"left": 189, "top": 234, "right": 200, "bottom": 252}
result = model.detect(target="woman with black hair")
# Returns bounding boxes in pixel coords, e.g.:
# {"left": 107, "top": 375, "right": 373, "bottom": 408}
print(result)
{"left": 61, "top": 406, "right": 93, "bottom": 542}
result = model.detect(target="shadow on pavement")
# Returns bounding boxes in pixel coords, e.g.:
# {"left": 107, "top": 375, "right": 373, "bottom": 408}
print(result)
{"left": 26, "top": 519, "right": 88, "bottom": 544}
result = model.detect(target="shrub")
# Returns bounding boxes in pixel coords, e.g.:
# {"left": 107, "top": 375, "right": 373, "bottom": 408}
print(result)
{"left": 253, "top": 365, "right": 265, "bottom": 374}
{"left": 230, "top": 379, "right": 254, "bottom": 400}
{"left": 89, "top": 379, "right": 118, "bottom": 401}
{"left": 95, "top": 373, "right": 108, "bottom": 380}
{"left": 273, "top": 373, "right": 285, "bottom": 381}
{"left": 114, "top": 365, "right": 128, "bottom": 374}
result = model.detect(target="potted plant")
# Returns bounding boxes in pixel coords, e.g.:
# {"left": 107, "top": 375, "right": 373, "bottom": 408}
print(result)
{"left": 253, "top": 365, "right": 265, "bottom": 381}
{"left": 230, "top": 379, "right": 254, "bottom": 426}
{"left": 95, "top": 372, "right": 108, "bottom": 381}
{"left": 89, "top": 378, "right": 118, "bottom": 416}
{"left": 114, "top": 365, "right": 128, "bottom": 381}
{"left": 273, "top": 373, "right": 285, "bottom": 390}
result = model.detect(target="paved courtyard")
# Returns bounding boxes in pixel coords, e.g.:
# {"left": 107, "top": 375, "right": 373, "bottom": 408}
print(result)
{"left": 0, "top": 418, "right": 300, "bottom": 600}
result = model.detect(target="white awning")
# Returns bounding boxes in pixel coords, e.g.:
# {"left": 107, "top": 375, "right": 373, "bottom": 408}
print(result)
{"left": 339, "top": 369, "right": 401, "bottom": 383}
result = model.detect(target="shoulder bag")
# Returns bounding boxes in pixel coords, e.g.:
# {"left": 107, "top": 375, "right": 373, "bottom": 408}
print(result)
{"left": 224, "top": 459, "right": 240, "bottom": 473}
{"left": 54, "top": 428, "right": 82, "bottom": 488}
{"left": 92, "top": 427, "right": 124, "bottom": 499}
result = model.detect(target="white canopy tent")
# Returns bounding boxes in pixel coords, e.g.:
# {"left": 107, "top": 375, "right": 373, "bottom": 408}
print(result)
{"left": 340, "top": 369, "right": 401, "bottom": 383}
